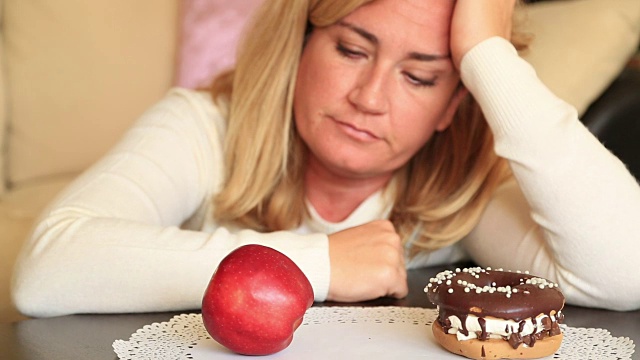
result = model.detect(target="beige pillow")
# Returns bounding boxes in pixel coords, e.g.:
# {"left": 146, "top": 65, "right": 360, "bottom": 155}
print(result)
{"left": 520, "top": 0, "right": 640, "bottom": 116}
{"left": 0, "top": 36, "right": 6, "bottom": 196}
{"left": 4, "top": 0, "right": 178, "bottom": 186}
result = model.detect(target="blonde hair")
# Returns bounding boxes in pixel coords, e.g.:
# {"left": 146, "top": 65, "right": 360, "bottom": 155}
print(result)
{"left": 212, "top": 0, "right": 528, "bottom": 252}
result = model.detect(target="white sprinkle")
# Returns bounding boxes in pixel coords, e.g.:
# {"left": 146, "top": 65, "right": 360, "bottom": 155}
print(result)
{"left": 448, "top": 288, "right": 454, "bottom": 294}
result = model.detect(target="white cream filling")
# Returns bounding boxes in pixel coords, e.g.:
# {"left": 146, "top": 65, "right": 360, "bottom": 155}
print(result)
{"left": 445, "top": 312, "right": 560, "bottom": 341}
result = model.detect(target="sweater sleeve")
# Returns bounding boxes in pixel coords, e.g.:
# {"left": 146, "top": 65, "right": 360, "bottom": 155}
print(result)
{"left": 459, "top": 38, "right": 640, "bottom": 311}
{"left": 11, "top": 89, "right": 330, "bottom": 318}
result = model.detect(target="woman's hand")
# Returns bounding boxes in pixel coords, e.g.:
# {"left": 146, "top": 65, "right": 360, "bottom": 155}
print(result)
{"left": 327, "top": 220, "right": 408, "bottom": 302}
{"left": 450, "top": 0, "right": 516, "bottom": 70}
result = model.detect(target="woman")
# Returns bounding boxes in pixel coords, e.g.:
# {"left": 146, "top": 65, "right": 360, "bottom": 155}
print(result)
{"left": 12, "top": 0, "right": 640, "bottom": 317}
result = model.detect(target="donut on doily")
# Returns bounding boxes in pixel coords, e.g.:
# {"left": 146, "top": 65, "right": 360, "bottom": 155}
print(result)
{"left": 426, "top": 267, "right": 565, "bottom": 359}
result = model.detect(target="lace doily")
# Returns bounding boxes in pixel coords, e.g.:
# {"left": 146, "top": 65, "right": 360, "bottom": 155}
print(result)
{"left": 113, "top": 307, "right": 635, "bottom": 359}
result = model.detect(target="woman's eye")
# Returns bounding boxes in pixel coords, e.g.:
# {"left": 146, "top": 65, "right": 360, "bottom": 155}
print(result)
{"left": 336, "top": 42, "right": 366, "bottom": 59}
{"left": 404, "top": 72, "right": 437, "bottom": 87}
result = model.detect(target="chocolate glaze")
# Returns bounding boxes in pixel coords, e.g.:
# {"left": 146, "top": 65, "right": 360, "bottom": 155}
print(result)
{"left": 478, "top": 317, "right": 488, "bottom": 340}
{"left": 426, "top": 267, "right": 565, "bottom": 349}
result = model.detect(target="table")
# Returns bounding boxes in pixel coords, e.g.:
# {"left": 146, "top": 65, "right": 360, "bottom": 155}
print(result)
{"left": 1, "top": 264, "right": 639, "bottom": 359}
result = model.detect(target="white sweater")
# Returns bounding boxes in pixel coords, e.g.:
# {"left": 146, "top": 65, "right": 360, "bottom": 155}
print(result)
{"left": 12, "top": 38, "right": 640, "bottom": 317}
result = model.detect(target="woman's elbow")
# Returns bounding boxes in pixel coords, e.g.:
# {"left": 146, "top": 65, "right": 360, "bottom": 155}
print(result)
{"left": 11, "top": 237, "right": 75, "bottom": 318}
{"left": 11, "top": 264, "right": 58, "bottom": 318}
{"left": 564, "top": 273, "right": 640, "bottom": 312}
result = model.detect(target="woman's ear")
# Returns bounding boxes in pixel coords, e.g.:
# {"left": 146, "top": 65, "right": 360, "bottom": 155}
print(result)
{"left": 436, "top": 86, "right": 469, "bottom": 132}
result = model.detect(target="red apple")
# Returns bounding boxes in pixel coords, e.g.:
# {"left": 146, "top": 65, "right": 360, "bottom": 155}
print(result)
{"left": 201, "top": 244, "right": 314, "bottom": 355}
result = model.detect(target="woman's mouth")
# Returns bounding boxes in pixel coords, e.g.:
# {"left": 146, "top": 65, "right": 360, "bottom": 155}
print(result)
{"left": 332, "top": 117, "right": 381, "bottom": 142}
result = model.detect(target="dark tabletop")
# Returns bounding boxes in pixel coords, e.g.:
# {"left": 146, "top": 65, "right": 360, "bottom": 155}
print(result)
{"left": 1, "top": 264, "right": 639, "bottom": 359}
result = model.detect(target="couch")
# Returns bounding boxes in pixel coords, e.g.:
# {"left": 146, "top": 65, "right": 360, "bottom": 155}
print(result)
{"left": 1, "top": 0, "right": 639, "bottom": 323}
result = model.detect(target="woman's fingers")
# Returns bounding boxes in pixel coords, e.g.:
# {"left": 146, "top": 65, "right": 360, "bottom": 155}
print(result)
{"left": 327, "top": 220, "right": 408, "bottom": 302}
{"left": 450, "top": 0, "right": 517, "bottom": 69}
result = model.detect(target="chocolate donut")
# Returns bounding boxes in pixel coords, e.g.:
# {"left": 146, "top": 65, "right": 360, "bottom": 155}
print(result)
{"left": 425, "top": 267, "right": 565, "bottom": 359}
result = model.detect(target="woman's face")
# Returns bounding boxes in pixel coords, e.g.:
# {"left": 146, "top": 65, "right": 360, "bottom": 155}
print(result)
{"left": 294, "top": 0, "right": 462, "bottom": 180}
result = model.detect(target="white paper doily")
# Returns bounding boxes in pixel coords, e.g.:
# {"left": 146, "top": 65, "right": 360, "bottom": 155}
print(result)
{"left": 113, "top": 307, "right": 635, "bottom": 359}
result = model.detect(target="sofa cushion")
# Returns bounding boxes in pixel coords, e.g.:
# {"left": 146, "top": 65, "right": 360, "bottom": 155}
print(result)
{"left": 0, "top": 215, "right": 31, "bottom": 323}
{"left": 0, "top": 3, "right": 6, "bottom": 196}
{"left": 4, "top": 0, "right": 178, "bottom": 186}
{"left": 521, "top": 0, "right": 640, "bottom": 115}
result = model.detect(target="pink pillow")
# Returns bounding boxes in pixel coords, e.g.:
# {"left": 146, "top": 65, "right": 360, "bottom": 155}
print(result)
{"left": 175, "top": 0, "right": 265, "bottom": 89}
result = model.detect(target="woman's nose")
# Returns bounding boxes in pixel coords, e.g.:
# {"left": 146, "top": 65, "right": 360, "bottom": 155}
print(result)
{"left": 347, "top": 66, "right": 389, "bottom": 114}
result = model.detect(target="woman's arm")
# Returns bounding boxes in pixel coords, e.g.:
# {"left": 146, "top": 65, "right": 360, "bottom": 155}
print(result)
{"left": 11, "top": 89, "right": 330, "bottom": 317}
{"left": 460, "top": 37, "right": 640, "bottom": 311}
